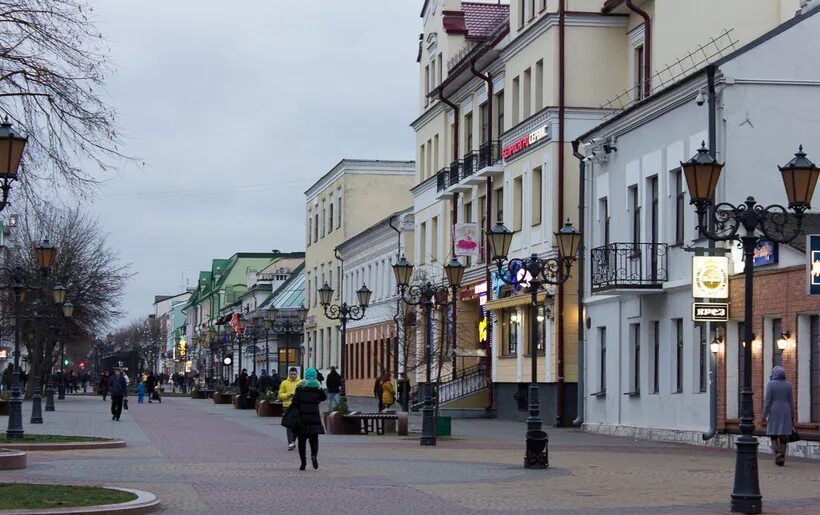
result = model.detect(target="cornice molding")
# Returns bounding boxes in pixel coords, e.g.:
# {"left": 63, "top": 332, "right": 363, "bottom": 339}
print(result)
{"left": 305, "top": 160, "right": 415, "bottom": 200}
{"left": 503, "top": 13, "right": 628, "bottom": 61}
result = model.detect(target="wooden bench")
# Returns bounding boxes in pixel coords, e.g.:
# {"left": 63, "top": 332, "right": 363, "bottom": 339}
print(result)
{"left": 342, "top": 411, "right": 408, "bottom": 436}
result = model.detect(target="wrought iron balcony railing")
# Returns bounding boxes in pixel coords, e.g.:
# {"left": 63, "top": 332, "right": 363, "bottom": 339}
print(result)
{"left": 590, "top": 242, "right": 669, "bottom": 293}
{"left": 449, "top": 160, "right": 461, "bottom": 187}
{"left": 462, "top": 151, "right": 478, "bottom": 179}
{"left": 478, "top": 140, "right": 502, "bottom": 169}
{"left": 436, "top": 168, "right": 449, "bottom": 192}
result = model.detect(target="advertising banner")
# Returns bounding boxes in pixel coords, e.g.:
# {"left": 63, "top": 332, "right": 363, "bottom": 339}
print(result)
{"left": 692, "top": 256, "right": 729, "bottom": 299}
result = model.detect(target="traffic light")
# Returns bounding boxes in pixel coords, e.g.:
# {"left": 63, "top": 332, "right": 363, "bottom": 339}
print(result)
{"left": 79, "top": 361, "right": 86, "bottom": 369}
{"left": 63, "top": 358, "right": 70, "bottom": 366}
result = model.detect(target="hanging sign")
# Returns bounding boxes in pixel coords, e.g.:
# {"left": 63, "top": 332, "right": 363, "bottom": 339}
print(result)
{"left": 692, "top": 302, "right": 729, "bottom": 322}
{"left": 692, "top": 256, "right": 729, "bottom": 299}
{"left": 808, "top": 235, "right": 820, "bottom": 295}
{"left": 453, "top": 222, "right": 480, "bottom": 257}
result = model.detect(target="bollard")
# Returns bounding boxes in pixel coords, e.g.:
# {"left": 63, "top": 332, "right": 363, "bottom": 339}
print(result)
{"left": 525, "top": 429, "right": 549, "bottom": 469}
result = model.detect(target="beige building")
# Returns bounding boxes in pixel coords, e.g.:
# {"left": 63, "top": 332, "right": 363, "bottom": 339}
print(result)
{"left": 412, "top": 0, "right": 800, "bottom": 425}
{"left": 303, "top": 159, "right": 414, "bottom": 378}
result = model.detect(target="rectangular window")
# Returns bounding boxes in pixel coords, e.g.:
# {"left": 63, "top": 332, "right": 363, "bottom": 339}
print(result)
{"left": 631, "top": 323, "right": 641, "bottom": 393}
{"left": 523, "top": 68, "right": 532, "bottom": 118}
{"left": 630, "top": 185, "right": 640, "bottom": 247}
{"left": 431, "top": 216, "right": 439, "bottom": 261}
{"left": 495, "top": 91, "right": 505, "bottom": 137}
{"left": 517, "top": 0, "right": 525, "bottom": 29}
{"left": 503, "top": 309, "right": 519, "bottom": 355}
{"left": 433, "top": 134, "right": 440, "bottom": 171}
{"left": 425, "top": 65, "right": 430, "bottom": 98}
{"left": 531, "top": 166, "right": 542, "bottom": 226}
{"left": 529, "top": 0, "right": 535, "bottom": 19}
{"left": 675, "top": 319, "right": 684, "bottom": 393}
{"left": 464, "top": 201, "right": 473, "bottom": 267}
{"left": 634, "top": 45, "right": 645, "bottom": 99}
{"left": 479, "top": 102, "right": 488, "bottom": 145}
{"left": 328, "top": 202, "right": 333, "bottom": 234}
{"left": 536, "top": 306, "right": 547, "bottom": 355}
{"left": 674, "top": 169, "right": 685, "bottom": 244}
{"left": 512, "top": 76, "right": 520, "bottom": 125}
{"left": 539, "top": 0, "right": 546, "bottom": 12}
{"left": 513, "top": 176, "right": 523, "bottom": 231}
{"left": 321, "top": 199, "right": 326, "bottom": 238}
{"left": 306, "top": 275, "right": 311, "bottom": 309}
{"left": 314, "top": 212, "right": 319, "bottom": 243}
{"left": 465, "top": 112, "right": 473, "bottom": 152}
{"left": 650, "top": 176, "right": 659, "bottom": 281}
{"left": 307, "top": 213, "right": 312, "bottom": 247}
{"left": 478, "top": 195, "right": 486, "bottom": 263}
{"left": 653, "top": 321, "right": 660, "bottom": 393}
{"left": 495, "top": 187, "right": 504, "bottom": 224}
{"left": 419, "top": 222, "right": 427, "bottom": 264}
{"left": 700, "top": 329, "right": 708, "bottom": 393}
{"left": 419, "top": 143, "right": 425, "bottom": 180}
{"left": 535, "top": 60, "right": 544, "bottom": 111}
{"left": 337, "top": 192, "right": 342, "bottom": 229}
{"left": 599, "top": 327, "right": 607, "bottom": 393}
{"left": 772, "top": 318, "right": 783, "bottom": 367}
{"left": 436, "top": 55, "right": 442, "bottom": 88}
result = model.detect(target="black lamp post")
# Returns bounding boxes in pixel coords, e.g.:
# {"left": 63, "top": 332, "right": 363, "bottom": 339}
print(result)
{"left": 682, "top": 143, "right": 819, "bottom": 514}
{"left": 486, "top": 220, "right": 581, "bottom": 468}
{"left": 0, "top": 118, "right": 27, "bottom": 212}
{"left": 28, "top": 239, "right": 57, "bottom": 424}
{"left": 3, "top": 267, "right": 26, "bottom": 438}
{"left": 57, "top": 300, "right": 73, "bottom": 400}
{"left": 45, "top": 285, "right": 71, "bottom": 412}
{"left": 318, "top": 284, "right": 372, "bottom": 402}
{"left": 392, "top": 256, "right": 465, "bottom": 446}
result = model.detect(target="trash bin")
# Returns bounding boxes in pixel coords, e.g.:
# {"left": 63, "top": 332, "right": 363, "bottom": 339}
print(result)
{"left": 525, "top": 430, "right": 549, "bottom": 469}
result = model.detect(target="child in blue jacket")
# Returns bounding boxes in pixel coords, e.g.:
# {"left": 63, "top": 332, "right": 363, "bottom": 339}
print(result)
{"left": 136, "top": 381, "right": 145, "bottom": 404}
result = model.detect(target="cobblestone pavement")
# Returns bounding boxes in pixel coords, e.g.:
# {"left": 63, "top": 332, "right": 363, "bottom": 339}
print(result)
{"left": 1, "top": 394, "right": 819, "bottom": 514}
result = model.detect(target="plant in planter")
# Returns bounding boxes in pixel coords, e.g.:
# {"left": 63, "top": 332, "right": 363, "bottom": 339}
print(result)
{"left": 256, "top": 389, "right": 283, "bottom": 417}
{"left": 326, "top": 396, "right": 359, "bottom": 434}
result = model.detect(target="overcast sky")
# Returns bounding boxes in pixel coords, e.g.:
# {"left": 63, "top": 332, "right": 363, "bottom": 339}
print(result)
{"left": 89, "top": 1, "right": 421, "bottom": 324}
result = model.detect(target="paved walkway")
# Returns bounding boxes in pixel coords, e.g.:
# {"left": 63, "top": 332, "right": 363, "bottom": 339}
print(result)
{"left": 1, "top": 395, "right": 819, "bottom": 514}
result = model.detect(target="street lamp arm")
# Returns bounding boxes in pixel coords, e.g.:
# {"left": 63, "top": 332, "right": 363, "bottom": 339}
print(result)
{"left": 322, "top": 302, "right": 366, "bottom": 322}
{"left": 492, "top": 254, "right": 575, "bottom": 288}
{"left": 694, "top": 198, "right": 806, "bottom": 244}
{"left": 397, "top": 282, "right": 458, "bottom": 307}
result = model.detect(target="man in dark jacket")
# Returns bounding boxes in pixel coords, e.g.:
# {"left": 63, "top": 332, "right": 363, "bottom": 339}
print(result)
{"left": 237, "top": 368, "right": 249, "bottom": 408}
{"left": 108, "top": 370, "right": 127, "bottom": 421}
{"left": 270, "top": 371, "right": 282, "bottom": 395}
{"left": 145, "top": 373, "right": 157, "bottom": 403}
{"left": 325, "top": 366, "right": 341, "bottom": 411}
{"left": 374, "top": 373, "right": 385, "bottom": 412}
{"left": 397, "top": 373, "right": 411, "bottom": 412}
{"left": 257, "top": 369, "right": 272, "bottom": 395}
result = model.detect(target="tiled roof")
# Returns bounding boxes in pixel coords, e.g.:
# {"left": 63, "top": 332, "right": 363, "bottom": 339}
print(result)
{"left": 462, "top": 2, "right": 509, "bottom": 39}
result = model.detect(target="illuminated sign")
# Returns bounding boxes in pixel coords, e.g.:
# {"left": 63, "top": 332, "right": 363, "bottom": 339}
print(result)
{"left": 502, "top": 125, "right": 549, "bottom": 160}
{"left": 808, "top": 235, "right": 820, "bottom": 295}
{"left": 0, "top": 349, "right": 7, "bottom": 359}
{"left": 692, "top": 256, "right": 729, "bottom": 299}
{"left": 692, "top": 302, "right": 729, "bottom": 322}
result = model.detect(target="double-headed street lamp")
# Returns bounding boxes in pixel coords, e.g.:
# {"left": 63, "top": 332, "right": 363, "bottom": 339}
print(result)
{"left": 682, "top": 143, "right": 819, "bottom": 514}
{"left": 318, "top": 283, "right": 372, "bottom": 401}
{"left": 486, "top": 220, "right": 581, "bottom": 468}
{"left": 2, "top": 239, "right": 58, "bottom": 437}
{"left": 392, "top": 257, "right": 465, "bottom": 446}
{"left": 267, "top": 306, "right": 307, "bottom": 375}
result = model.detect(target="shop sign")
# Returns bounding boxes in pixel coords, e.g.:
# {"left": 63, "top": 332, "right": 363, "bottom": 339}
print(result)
{"left": 753, "top": 240, "right": 778, "bottom": 266}
{"left": 692, "top": 302, "right": 729, "bottom": 322}
{"left": 453, "top": 222, "right": 480, "bottom": 257}
{"left": 502, "top": 125, "right": 549, "bottom": 160}
{"left": 692, "top": 256, "right": 729, "bottom": 299}
{"left": 808, "top": 234, "right": 820, "bottom": 295}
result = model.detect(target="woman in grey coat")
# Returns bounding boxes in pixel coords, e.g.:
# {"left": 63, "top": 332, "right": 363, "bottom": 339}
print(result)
{"left": 762, "top": 365, "right": 794, "bottom": 466}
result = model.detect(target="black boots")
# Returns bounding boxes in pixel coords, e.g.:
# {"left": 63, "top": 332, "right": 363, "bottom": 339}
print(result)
{"left": 312, "top": 456, "right": 318, "bottom": 470}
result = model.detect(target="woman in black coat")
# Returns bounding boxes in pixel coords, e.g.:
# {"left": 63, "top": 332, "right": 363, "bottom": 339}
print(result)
{"left": 290, "top": 367, "right": 327, "bottom": 470}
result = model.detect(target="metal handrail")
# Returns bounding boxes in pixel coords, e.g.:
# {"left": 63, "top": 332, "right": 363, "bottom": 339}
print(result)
{"left": 590, "top": 242, "right": 669, "bottom": 292}
{"left": 478, "top": 140, "right": 501, "bottom": 169}
{"left": 436, "top": 168, "right": 448, "bottom": 192}
{"left": 409, "top": 363, "right": 487, "bottom": 411}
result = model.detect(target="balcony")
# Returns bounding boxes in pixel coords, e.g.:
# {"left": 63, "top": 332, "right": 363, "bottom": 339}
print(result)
{"left": 436, "top": 167, "right": 453, "bottom": 198}
{"left": 446, "top": 159, "right": 472, "bottom": 194}
{"left": 590, "top": 242, "right": 669, "bottom": 294}
{"left": 473, "top": 140, "right": 503, "bottom": 180}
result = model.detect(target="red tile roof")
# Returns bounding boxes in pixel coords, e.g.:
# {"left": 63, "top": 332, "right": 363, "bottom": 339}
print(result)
{"left": 461, "top": 2, "right": 509, "bottom": 39}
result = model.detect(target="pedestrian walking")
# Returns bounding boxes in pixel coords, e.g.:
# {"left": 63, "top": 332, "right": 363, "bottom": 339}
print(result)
{"left": 98, "top": 372, "right": 109, "bottom": 401}
{"left": 2, "top": 363, "right": 13, "bottom": 392}
{"left": 325, "top": 366, "right": 341, "bottom": 412}
{"left": 146, "top": 372, "right": 157, "bottom": 403}
{"left": 257, "top": 369, "right": 273, "bottom": 395}
{"left": 109, "top": 369, "right": 127, "bottom": 421}
{"left": 291, "top": 367, "right": 327, "bottom": 470}
{"left": 373, "top": 373, "right": 385, "bottom": 412}
{"left": 237, "top": 368, "right": 249, "bottom": 408}
{"left": 278, "top": 367, "right": 301, "bottom": 451}
{"left": 397, "top": 373, "right": 411, "bottom": 412}
{"left": 763, "top": 365, "right": 794, "bottom": 466}
{"left": 137, "top": 381, "right": 145, "bottom": 403}
{"left": 381, "top": 372, "right": 395, "bottom": 410}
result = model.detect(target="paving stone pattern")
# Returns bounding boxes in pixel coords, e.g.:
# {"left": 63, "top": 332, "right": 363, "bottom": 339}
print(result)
{"left": 1, "top": 395, "right": 819, "bottom": 514}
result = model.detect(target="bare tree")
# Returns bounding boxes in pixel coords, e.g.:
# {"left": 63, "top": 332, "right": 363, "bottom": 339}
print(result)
{"left": 0, "top": 0, "right": 131, "bottom": 203}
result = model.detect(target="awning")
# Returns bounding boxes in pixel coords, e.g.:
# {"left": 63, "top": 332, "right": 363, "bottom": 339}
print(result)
{"left": 485, "top": 292, "right": 550, "bottom": 311}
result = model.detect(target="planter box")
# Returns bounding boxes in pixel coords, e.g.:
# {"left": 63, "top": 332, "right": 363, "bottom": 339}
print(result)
{"left": 436, "top": 415, "right": 452, "bottom": 437}
{"left": 212, "top": 392, "right": 233, "bottom": 404}
{"left": 256, "top": 399, "right": 283, "bottom": 417}
{"left": 0, "top": 400, "right": 9, "bottom": 416}
{"left": 233, "top": 395, "right": 256, "bottom": 409}
{"left": 326, "top": 411, "right": 360, "bottom": 434}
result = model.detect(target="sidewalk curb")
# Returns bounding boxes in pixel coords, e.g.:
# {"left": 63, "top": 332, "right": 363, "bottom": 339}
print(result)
{"left": 0, "top": 449, "right": 26, "bottom": 469}
{"left": 0, "top": 487, "right": 159, "bottom": 514}
{"left": 0, "top": 439, "right": 126, "bottom": 451}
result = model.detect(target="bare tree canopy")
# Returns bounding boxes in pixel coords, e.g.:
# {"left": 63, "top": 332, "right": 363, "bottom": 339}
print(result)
{"left": 0, "top": 0, "right": 128, "bottom": 200}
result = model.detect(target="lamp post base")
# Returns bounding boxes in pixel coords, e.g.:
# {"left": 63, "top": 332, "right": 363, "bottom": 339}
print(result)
{"left": 30, "top": 380, "right": 43, "bottom": 424}
{"left": 420, "top": 405, "right": 436, "bottom": 446}
{"left": 730, "top": 435, "right": 762, "bottom": 514}
{"left": 45, "top": 383, "right": 55, "bottom": 411}
{"left": 5, "top": 389, "right": 24, "bottom": 439}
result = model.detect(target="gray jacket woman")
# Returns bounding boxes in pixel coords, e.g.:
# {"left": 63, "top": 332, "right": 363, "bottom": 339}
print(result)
{"left": 762, "top": 365, "right": 794, "bottom": 466}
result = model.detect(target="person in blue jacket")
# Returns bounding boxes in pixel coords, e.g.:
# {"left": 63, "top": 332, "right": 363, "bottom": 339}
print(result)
{"left": 108, "top": 369, "right": 128, "bottom": 421}
{"left": 136, "top": 381, "right": 145, "bottom": 404}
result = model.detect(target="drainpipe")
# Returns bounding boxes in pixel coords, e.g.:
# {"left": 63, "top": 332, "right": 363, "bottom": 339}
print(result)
{"left": 703, "top": 64, "right": 719, "bottom": 441}
{"left": 556, "top": 0, "right": 567, "bottom": 427}
{"left": 625, "top": 0, "right": 652, "bottom": 96}
{"left": 438, "top": 88, "right": 460, "bottom": 379}
{"left": 571, "top": 139, "right": 586, "bottom": 427}
{"left": 334, "top": 248, "right": 344, "bottom": 372}
{"left": 389, "top": 214, "right": 402, "bottom": 376}
{"left": 470, "top": 59, "right": 494, "bottom": 411}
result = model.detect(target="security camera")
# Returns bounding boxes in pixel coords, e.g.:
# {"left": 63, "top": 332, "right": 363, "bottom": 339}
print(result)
{"left": 695, "top": 90, "right": 706, "bottom": 106}
{"left": 603, "top": 143, "right": 617, "bottom": 154}
{"left": 586, "top": 138, "right": 602, "bottom": 146}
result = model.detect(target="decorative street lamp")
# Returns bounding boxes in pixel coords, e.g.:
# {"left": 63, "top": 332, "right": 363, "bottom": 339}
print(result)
{"left": 487, "top": 219, "right": 580, "bottom": 468}
{"left": 45, "top": 284, "right": 72, "bottom": 412}
{"left": 318, "top": 284, "right": 372, "bottom": 402}
{"left": 393, "top": 256, "right": 464, "bottom": 446}
{"left": 0, "top": 118, "right": 28, "bottom": 212}
{"left": 682, "top": 143, "right": 818, "bottom": 514}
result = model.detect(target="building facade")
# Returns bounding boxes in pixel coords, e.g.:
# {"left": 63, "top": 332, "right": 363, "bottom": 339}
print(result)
{"left": 303, "top": 159, "right": 415, "bottom": 379}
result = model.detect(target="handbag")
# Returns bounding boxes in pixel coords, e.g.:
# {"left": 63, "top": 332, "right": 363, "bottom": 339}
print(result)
{"left": 789, "top": 429, "right": 800, "bottom": 443}
{"left": 281, "top": 405, "right": 303, "bottom": 433}
{"left": 123, "top": 398, "right": 129, "bottom": 410}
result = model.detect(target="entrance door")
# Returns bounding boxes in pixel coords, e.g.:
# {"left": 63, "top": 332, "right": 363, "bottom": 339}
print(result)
{"left": 811, "top": 316, "right": 820, "bottom": 422}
